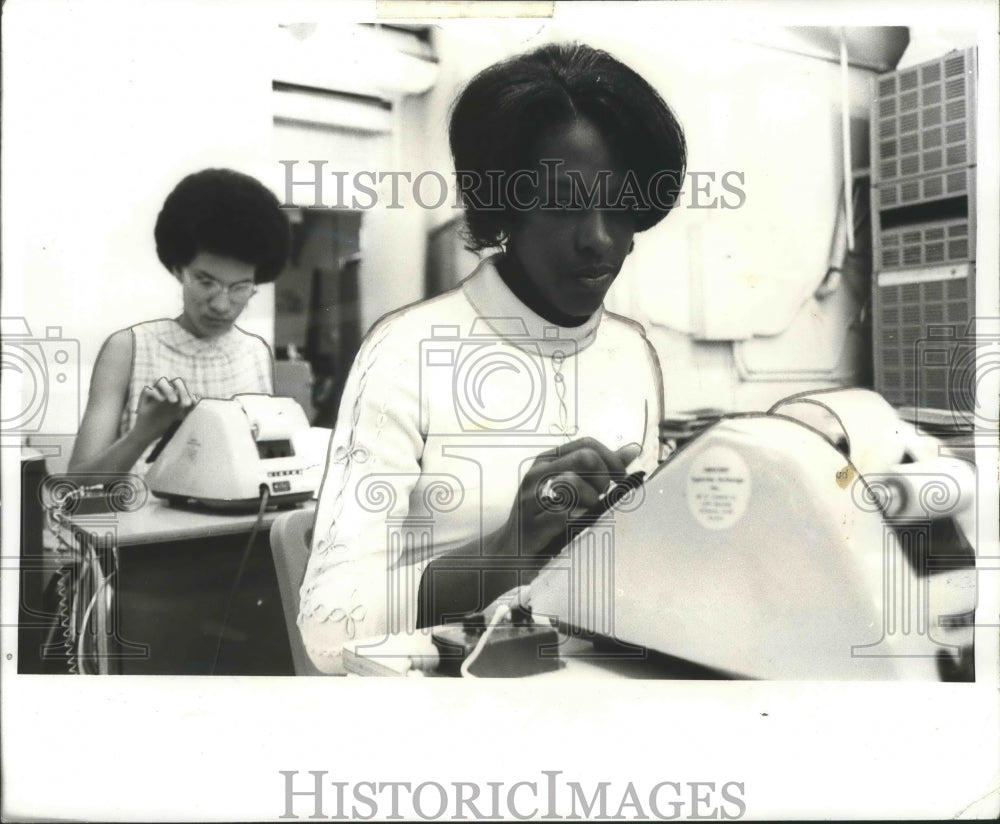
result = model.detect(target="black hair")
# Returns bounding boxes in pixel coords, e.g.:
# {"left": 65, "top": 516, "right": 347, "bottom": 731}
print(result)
{"left": 154, "top": 168, "right": 291, "bottom": 283}
{"left": 449, "top": 42, "right": 687, "bottom": 252}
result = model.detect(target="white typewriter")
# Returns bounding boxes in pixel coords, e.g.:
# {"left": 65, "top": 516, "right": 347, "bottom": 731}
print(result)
{"left": 145, "top": 394, "right": 321, "bottom": 510}
{"left": 527, "top": 389, "right": 977, "bottom": 680}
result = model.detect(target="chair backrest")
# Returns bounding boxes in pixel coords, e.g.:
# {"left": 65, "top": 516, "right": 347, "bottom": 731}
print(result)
{"left": 274, "top": 360, "right": 316, "bottom": 423}
{"left": 269, "top": 508, "right": 324, "bottom": 675}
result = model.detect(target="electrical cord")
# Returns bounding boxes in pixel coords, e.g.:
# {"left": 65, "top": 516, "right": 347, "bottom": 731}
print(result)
{"left": 43, "top": 481, "right": 140, "bottom": 673}
{"left": 72, "top": 539, "right": 105, "bottom": 674}
{"left": 51, "top": 562, "right": 79, "bottom": 673}
{"left": 41, "top": 483, "right": 102, "bottom": 673}
{"left": 210, "top": 488, "right": 270, "bottom": 675}
{"left": 459, "top": 602, "right": 512, "bottom": 678}
{"left": 76, "top": 544, "right": 115, "bottom": 675}
{"left": 77, "top": 567, "right": 102, "bottom": 673}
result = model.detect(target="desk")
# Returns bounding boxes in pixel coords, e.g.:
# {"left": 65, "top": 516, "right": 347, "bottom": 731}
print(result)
{"left": 344, "top": 619, "right": 971, "bottom": 680}
{"left": 40, "top": 499, "right": 314, "bottom": 675}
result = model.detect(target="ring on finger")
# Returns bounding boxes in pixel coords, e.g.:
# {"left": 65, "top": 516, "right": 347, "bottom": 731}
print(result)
{"left": 540, "top": 477, "right": 558, "bottom": 503}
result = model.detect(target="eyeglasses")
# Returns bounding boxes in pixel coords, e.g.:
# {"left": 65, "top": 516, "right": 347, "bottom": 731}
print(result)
{"left": 184, "top": 269, "right": 258, "bottom": 302}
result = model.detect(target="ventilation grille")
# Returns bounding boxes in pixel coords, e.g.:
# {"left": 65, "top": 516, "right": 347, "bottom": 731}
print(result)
{"left": 879, "top": 219, "right": 971, "bottom": 270}
{"left": 875, "top": 279, "right": 974, "bottom": 411}
{"left": 873, "top": 50, "right": 974, "bottom": 187}
{"left": 872, "top": 49, "right": 977, "bottom": 421}
{"left": 874, "top": 167, "right": 971, "bottom": 209}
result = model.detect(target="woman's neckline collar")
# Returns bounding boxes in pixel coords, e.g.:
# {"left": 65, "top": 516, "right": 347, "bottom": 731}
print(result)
{"left": 164, "top": 317, "right": 237, "bottom": 350}
{"left": 461, "top": 255, "right": 602, "bottom": 358}
{"left": 171, "top": 316, "right": 236, "bottom": 345}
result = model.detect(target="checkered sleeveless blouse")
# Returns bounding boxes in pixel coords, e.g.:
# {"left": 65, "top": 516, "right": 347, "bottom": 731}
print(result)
{"left": 121, "top": 319, "right": 273, "bottom": 471}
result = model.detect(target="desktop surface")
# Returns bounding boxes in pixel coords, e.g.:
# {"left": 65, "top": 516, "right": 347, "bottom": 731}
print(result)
{"left": 342, "top": 628, "right": 730, "bottom": 680}
{"left": 63, "top": 497, "right": 310, "bottom": 546}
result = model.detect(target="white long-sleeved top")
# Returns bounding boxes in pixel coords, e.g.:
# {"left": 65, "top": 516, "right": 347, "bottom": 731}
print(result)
{"left": 298, "top": 256, "right": 663, "bottom": 673}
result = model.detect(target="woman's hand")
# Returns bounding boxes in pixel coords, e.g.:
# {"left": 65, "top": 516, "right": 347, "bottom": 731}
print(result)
{"left": 417, "top": 437, "right": 642, "bottom": 627}
{"left": 496, "top": 437, "right": 642, "bottom": 560}
{"left": 133, "top": 376, "right": 197, "bottom": 440}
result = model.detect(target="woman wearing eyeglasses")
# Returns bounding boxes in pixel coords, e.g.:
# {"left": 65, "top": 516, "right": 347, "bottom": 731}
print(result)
{"left": 69, "top": 168, "right": 291, "bottom": 476}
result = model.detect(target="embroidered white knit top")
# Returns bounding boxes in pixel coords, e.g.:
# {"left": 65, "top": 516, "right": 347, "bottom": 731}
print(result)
{"left": 122, "top": 319, "right": 273, "bottom": 473}
{"left": 298, "top": 256, "right": 663, "bottom": 673}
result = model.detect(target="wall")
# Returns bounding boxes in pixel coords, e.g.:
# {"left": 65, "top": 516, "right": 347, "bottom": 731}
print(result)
{"left": 263, "top": 22, "right": 441, "bottom": 339}
{"left": 357, "top": 94, "right": 434, "bottom": 333}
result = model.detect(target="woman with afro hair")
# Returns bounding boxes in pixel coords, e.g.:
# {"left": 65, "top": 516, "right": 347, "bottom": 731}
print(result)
{"left": 69, "top": 168, "right": 290, "bottom": 476}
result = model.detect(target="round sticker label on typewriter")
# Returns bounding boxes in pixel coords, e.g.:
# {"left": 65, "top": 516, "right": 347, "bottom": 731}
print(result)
{"left": 686, "top": 445, "right": 751, "bottom": 530}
